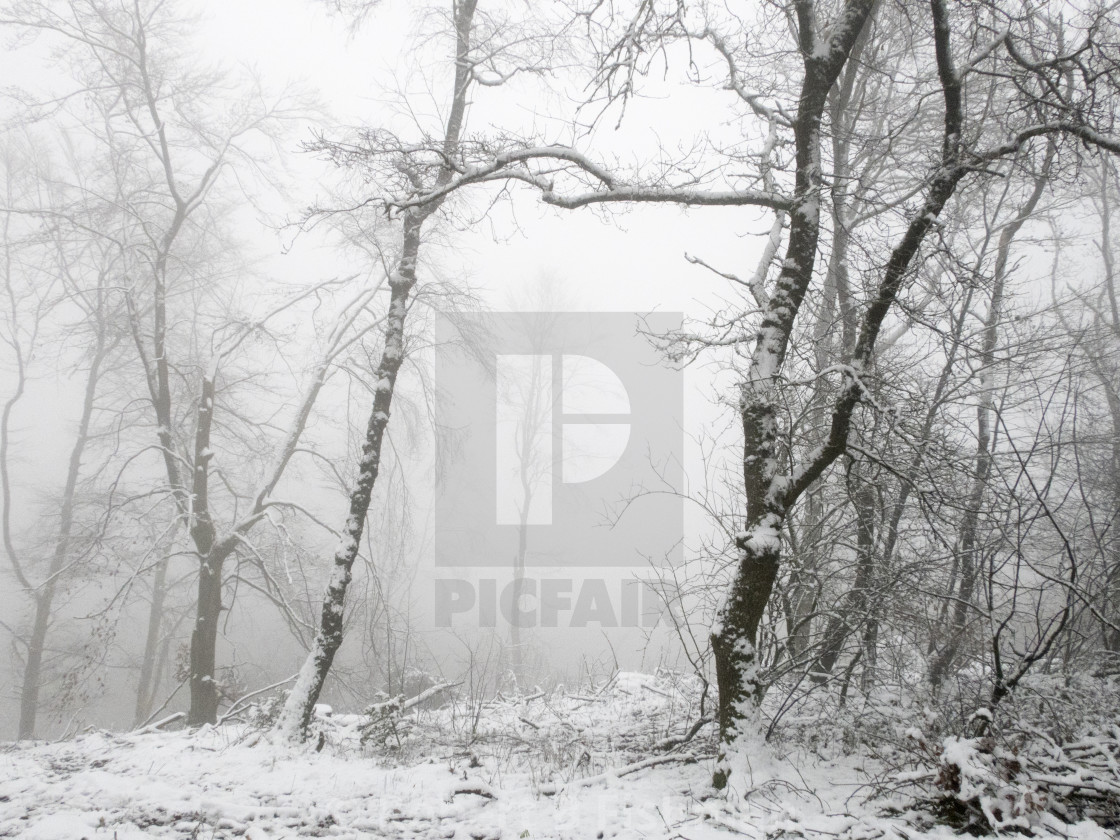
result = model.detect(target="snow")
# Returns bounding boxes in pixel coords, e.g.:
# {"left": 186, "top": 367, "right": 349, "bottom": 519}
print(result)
{"left": 274, "top": 644, "right": 327, "bottom": 742}
{"left": 1, "top": 672, "right": 1111, "bottom": 839}
{"left": 19, "top": 813, "right": 104, "bottom": 840}
{"left": 750, "top": 343, "right": 779, "bottom": 381}
{"left": 797, "top": 196, "right": 820, "bottom": 225}
{"left": 737, "top": 514, "right": 782, "bottom": 552}
{"left": 2, "top": 675, "right": 726, "bottom": 840}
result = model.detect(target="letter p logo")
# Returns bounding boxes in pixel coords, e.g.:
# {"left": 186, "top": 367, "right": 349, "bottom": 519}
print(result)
{"left": 495, "top": 354, "right": 631, "bottom": 526}
{"left": 436, "top": 312, "right": 683, "bottom": 570}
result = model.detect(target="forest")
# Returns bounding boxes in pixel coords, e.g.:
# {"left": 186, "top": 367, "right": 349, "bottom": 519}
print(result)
{"left": 1, "top": 0, "right": 1119, "bottom": 837}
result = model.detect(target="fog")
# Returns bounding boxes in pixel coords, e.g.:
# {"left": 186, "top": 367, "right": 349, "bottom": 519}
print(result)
{"left": 0, "top": 0, "right": 762, "bottom": 739}
{"left": 1, "top": 3, "right": 1119, "bottom": 834}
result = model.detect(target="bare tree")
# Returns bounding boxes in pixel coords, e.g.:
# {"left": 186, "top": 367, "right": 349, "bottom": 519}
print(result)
{"left": 1083, "top": 160, "right": 1120, "bottom": 660}
{"left": 275, "top": 0, "right": 485, "bottom": 741}
{"left": 2, "top": 0, "right": 394, "bottom": 728}
{"left": 1052, "top": 158, "right": 1120, "bottom": 668}
{"left": 376, "top": 0, "right": 1120, "bottom": 788}
{"left": 0, "top": 133, "right": 124, "bottom": 738}
{"left": 274, "top": 0, "right": 565, "bottom": 738}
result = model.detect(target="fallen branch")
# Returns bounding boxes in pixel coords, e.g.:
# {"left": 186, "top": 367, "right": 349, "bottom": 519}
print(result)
{"left": 133, "top": 678, "right": 187, "bottom": 731}
{"left": 451, "top": 781, "right": 496, "bottom": 800}
{"left": 363, "top": 681, "right": 461, "bottom": 717}
{"left": 360, "top": 682, "right": 462, "bottom": 743}
{"left": 538, "top": 753, "right": 697, "bottom": 796}
{"left": 218, "top": 674, "right": 298, "bottom": 725}
{"left": 655, "top": 716, "right": 713, "bottom": 752}
{"left": 136, "top": 711, "right": 185, "bottom": 735}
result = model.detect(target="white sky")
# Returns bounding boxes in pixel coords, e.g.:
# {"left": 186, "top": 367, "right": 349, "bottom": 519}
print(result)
{"left": 190, "top": 0, "right": 767, "bottom": 317}
{"left": 188, "top": 0, "right": 763, "bottom": 551}
{"left": 0, "top": 0, "right": 757, "bottom": 574}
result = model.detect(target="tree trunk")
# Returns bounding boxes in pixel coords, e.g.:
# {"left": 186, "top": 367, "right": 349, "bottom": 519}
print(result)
{"left": 927, "top": 143, "right": 1053, "bottom": 694}
{"left": 185, "top": 364, "right": 232, "bottom": 727}
{"left": 708, "top": 1, "right": 970, "bottom": 790}
{"left": 510, "top": 351, "right": 548, "bottom": 686}
{"left": 17, "top": 332, "right": 106, "bottom": 739}
{"left": 18, "top": 588, "right": 54, "bottom": 739}
{"left": 709, "top": 1, "right": 879, "bottom": 789}
{"left": 804, "top": 27, "right": 881, "bottom": 685}
{"left": 511, "top": 511, "right": 528, "bottom": 683}
{"left": 1102, "top": 380, "right": 1120, "bottom": 655}
{"left": 1092, "top": 161, "right": 1120, "bottom": 656}
{"left": 187, "top": 547, "right": 229, "bottom": 726}
{"left": 811, "top": 459, "right": 877, "bottom": 682}
{"left": 275, "top": 0, "right": 479, "bottom": 742}
{"left": 710, "top": 535, "right": 781, "bottom": 789}
{"left": 275, "top": 216, "right": 422, "bottom": 739}
{"left": 134, "top": 552, "right": 171, "bottom": 727}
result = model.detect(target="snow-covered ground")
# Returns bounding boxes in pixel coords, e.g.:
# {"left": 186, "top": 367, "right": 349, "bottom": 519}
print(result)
{"left": 0, "top": 673, "right": 1113, "bottom": 839}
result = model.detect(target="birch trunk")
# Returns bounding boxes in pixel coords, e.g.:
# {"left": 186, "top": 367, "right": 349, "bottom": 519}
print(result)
{"left": 274, "top": 219, "right": 421, "bottom": 738}
{"left": 275, "top": 0, "right": 480, "bottom": 740}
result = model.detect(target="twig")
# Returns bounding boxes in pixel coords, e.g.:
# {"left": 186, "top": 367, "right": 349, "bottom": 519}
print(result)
{"left": 218, "top": 674, "right": 298, "bottom": 725}
{"left": 361, "top": 681, "right": 462, "bottom": 732}
{"left": 538, "top": 754, "right": 697, "bottom": 796}
{"left": 134, "top": 677, "right": 187, "bottom": 731}
{"left": 655, "top": 717, "right": 713, "bottom": 752}
{"left": 136, "top": 712, "right": 185, "bottom": 735}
